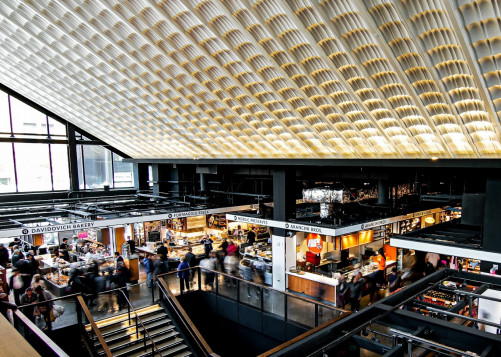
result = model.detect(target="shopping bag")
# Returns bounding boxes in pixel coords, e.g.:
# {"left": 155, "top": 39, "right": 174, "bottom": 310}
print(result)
{"left": 53, "top": 305, "right": 64, "bottom": 318}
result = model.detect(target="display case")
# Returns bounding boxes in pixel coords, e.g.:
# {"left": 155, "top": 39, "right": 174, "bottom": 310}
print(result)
{"left": 167, "top": 218, "right": 187, "bottom": 232}
{"left": 207, "top": 214, "right": 227, "bottom": 230}
{"left": 240, "top": 244, "right": 272, "bottom": 285}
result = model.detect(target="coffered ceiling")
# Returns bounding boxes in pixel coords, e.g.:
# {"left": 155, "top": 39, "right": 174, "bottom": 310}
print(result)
{"left": 0, "top": 0, "right": 500, "bottom": 159}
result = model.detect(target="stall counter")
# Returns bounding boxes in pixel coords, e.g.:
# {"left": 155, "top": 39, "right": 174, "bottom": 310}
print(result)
{"left": 287, "top": 271, "right": 338, "bottom": 305}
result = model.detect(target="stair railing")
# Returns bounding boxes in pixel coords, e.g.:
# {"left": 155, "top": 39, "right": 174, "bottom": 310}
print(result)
{"left": 76, "top": 295, "right": 113, "bottom": 357}
{"left": 157, "top": 272, "right": 218, "bottom": 357}
{"left": 108, "top": 287, "right": 164, "bottom": 357}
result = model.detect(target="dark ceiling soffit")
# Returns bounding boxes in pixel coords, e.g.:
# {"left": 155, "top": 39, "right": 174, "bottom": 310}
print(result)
{"left": 0, "top": 82, "right": 130, "bottom": 159}
{"left": 124, "top": 158, "right": 501, "bottom": 169}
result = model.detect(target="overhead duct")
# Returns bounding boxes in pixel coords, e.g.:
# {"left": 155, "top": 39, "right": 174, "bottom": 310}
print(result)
{"left": 302, "top": 187, "right": 343, "bottom": 218}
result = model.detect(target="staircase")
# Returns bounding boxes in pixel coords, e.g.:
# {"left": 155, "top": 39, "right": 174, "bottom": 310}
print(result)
{"left": 85, "top": 304, "right": 192, "bottom": 357}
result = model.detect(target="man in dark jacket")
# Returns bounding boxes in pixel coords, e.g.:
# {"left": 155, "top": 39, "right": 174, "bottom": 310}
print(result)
{"left": 185, "top": 247, "right": 197, "bottom": 289}
{"left": 246, "top": 226, "right": 257, "bottom": 245}
{"left": 0, "top": 243, "right": 9, "bottom": 268}
{"left": 346, "top": 271, "right": 364, "bottom": 312}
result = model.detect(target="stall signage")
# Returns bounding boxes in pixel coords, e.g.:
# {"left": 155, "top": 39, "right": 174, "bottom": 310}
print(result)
{"left": 360, "top": 219, "right": 393, "bottom": 230}
{"left": 0, "top": 204, "right": 254, "bottom": 238}
{"left": 307, "top": 233, "right": 323, "bottom": 254}
{"left": 228, "top": 214, "right": 337, "bottom": 236}
{"left": 23, "top": 222, "right": 96, "bottom": 234}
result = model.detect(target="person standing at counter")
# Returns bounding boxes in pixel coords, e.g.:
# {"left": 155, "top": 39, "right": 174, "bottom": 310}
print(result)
{"left": 114, "top": 251, "right": 124, "bottom": 268}
{"left": 59, "top": 238, "right": 70, "bottom": 262}
{"left": 232, "top": 225, "right": 244, "bottom": 237}
{"left": 346, "top": 271, "right": 364, "bottom": 312}
{"left": 200, "top": 235, "right": 213, "bottom": 258}
{"left": 143, "top": 254, "right": 154, "bottom": 288}
{"left": 246, "top": 226, "right": 257, "bottom": 245}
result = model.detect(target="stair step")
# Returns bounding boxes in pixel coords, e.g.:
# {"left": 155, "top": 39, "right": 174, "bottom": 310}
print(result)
{"left": 95, "top": 319, "right": 173, "bottom": 346}
{"left": 93, "top": 312, "right": 169, "bottom": 338}
{"left": 100, "top": 325, "right": 177, "bottom": 351}
{"left": 86, "top": 305, "right": 164, "bottom": 332}
{"left": 127, "top": 343, "right": 191, "bottom": 357}
{"left": 99, "top": 331, "right": 182, "bottom": 357}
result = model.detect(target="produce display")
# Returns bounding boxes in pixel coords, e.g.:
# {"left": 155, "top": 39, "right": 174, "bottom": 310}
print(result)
{"left": 46, "top": 272, "right": 69, "bottom": 286}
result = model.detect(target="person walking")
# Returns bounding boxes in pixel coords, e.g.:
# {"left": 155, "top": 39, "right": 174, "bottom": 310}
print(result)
{"left": 20, "top": 287, "right": 37, "bottom": 322}
{"left": 34, "top": 285, "right": 55, "bottom": 331}
{"left": 346, "top": 271, "right": 364, "bottom": 312}
{"left": 0, "top": 243, "right": 9, "bottom": 268}
{"left": 388, "top": 267, "right": 402, "bottom": 293}
{"left": 185, "top": 247, "right": 197, "bottom": 289}
{"left": 177, "top": 257, "right": 190, "bottom": 293}
{"left": 9, "top": 268, "right": 25, "bottom": 306}
{"left": 143, "top": 254, "right": 154, "bottom": 288}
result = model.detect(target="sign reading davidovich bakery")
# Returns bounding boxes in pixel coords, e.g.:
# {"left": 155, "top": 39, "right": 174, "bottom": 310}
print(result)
{"left": 0, "top": 204, "right": 253, "bottom": 238}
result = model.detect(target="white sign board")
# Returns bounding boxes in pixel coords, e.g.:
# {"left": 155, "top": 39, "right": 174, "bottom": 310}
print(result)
{"left": 0, "top": 204, "right": 253, "bottom": 238}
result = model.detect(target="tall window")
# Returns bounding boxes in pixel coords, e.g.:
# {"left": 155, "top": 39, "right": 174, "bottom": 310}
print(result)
{"left": 0, "top": 89, "right": 133, "bottom": 193}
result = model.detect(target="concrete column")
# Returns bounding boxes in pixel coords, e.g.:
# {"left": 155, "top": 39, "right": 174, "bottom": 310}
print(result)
{"left": 377, "top": 179, "right": 387, "bottom": 205}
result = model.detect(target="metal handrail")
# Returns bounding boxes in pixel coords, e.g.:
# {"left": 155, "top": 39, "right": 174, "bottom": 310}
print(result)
{"left": 158, "top": 267, "right": 349, "bottom": 314}
{"left": 76, "top": 295, "right": 112, "bottom": 357}
{"left": 13, "top": 309, "right": 70, "bottom": 357}
{"left": 156, "top": 277, "right": 217, "bottom": 357}
{"left": 111, "top": 287, "right": 163, "bottom": 357}
{"left": 389, "top": 328, "right": 479, "bottom": 357}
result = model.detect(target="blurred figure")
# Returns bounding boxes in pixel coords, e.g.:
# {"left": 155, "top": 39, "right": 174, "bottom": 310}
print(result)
{"left": 9, "top": 268, "right": 25, "bottom": 306}
{"left": 425, "top": 252, "right": 440, "bottom": 269}
{"left": 402, "top": 250, "right": 418, "bottom": 286}
{"left": 34, "top": 285, "right": 54, "bottom": 331}
{"left": 185, "top": 247, "right": 197, "bottom": 289}
{"left": 0, "top": 243, "right": 8, "bottom": 268}
{"left": 336, "top": 274, "right": 347, "bottom": 309}
{"left": 112, "top": 265, "right": 129, "bottom": 309}
{"left": 226, "top": 240, "right": 238, "bottom": 256}
{"left": 388, "top": 267, "right": 402, "bottom": 293}
{"left": 200, "top": 253, "right": 217, "bottom": 290}
{"left": 11, "top": 249, "right": 22, "bottom": 268}
{"left": 346, "top": 271, "right": 364, "bottom": 312}
{"left": 30, "top": 274, "right": 47, "bottom": 291}
{"left": 224, "top": 254, "right": 239, "bottom": 288}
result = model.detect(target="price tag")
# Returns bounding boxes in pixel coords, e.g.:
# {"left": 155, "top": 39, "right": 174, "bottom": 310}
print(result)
{"left": 432, "top": 298, "right": 437, "bottom": 302}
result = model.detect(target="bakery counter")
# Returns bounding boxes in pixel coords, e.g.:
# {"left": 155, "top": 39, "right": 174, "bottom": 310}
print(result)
{"left": 287, "top": 271, "right": 338, "bottom": 305}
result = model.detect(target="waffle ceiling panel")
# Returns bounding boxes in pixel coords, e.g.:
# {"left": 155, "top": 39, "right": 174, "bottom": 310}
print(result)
{"left": 0, "top": 0, "right": 500, "bottom": 159}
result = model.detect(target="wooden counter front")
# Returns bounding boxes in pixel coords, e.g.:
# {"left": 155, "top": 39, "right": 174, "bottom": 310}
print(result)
{"left": 288, "top": 273, "right": 336, "bottom": 304}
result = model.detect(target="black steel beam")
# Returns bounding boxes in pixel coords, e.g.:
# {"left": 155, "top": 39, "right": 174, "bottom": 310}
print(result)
{"left": 126, "top": 158, "right": 501, "bottom": 169}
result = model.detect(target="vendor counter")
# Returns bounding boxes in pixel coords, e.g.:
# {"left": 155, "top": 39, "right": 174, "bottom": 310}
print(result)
{"left": 287, "top": 272, "right": 338, "bottom": 305}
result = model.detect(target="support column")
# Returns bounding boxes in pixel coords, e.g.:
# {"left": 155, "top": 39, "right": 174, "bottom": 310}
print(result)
{"left": 377, "top": 179, "right": 387, "bottom": 205}
{"left": 133, "top": 163, "right": 149, "bottom": 191}
{"left": 272, "top": 168, "right": 296, "bottom": 291}
{"left": 66, "top": 123, "right": 79, "bottom": 194}
{"left": 481, "top": 177, "right": 501, "bottom": 272}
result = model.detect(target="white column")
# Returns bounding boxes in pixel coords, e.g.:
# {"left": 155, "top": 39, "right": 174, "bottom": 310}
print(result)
{"left": 272, "top": 233, "right": 297, "bottom": 291}
{"left": 272, "top": 234, "right": 286, "bottom": 291}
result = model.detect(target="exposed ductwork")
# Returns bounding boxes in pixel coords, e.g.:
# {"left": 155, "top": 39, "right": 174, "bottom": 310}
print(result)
{"left": 302, "top": 187, "right": 343, "bottom": 218}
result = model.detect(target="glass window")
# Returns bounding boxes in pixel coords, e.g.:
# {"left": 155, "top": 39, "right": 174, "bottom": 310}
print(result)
{"left": 77, "top": 145, "right": 85, "bottom": 190}
{"left": 148, "top": 165, "right": 153, "bottom": 187}
{"left": 50, "top": 144, "right": 70, "bottom": 190}
{"left": 112, "top": 153, "right": 134, "bottom": 188}
{"left": 9, "top": 97, "right": 48, "bottom": 135}
{"left": 48, "top": 117, "right": 66, "bottom": 136}
{"left": 15, "top": 143, "right": 52, "bottom": 192}
{"left": 82, "top": 145, "right": 112, "bottom": 189}
{"left": 0, "top": 143, "right": 16, "bottom": 193}
{"left": 0, "top": 92, "right": 11, "bottom": 135}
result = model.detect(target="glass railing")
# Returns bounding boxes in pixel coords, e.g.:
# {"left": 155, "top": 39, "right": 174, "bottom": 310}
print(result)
{"left": 158, "top": 266, "right": 348, "bottom": 330}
